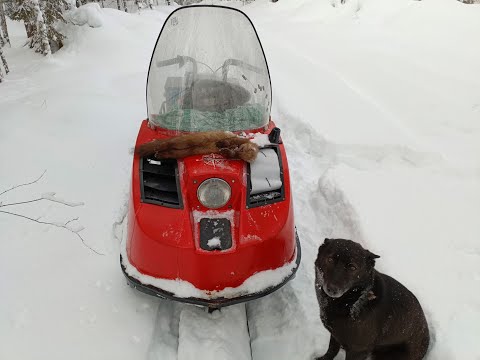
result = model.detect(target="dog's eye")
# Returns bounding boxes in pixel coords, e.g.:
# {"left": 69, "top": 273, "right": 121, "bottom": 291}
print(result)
{"left": 347, "top": 264, "right": 357, "bottom": 271}
{"left": 327, "top": 257, "right": 334, "bottom": 263}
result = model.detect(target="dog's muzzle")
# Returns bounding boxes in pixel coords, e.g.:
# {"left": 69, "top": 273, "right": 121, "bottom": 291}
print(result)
{"left": 323, "top": 285, "right": 347, "bottom": 298}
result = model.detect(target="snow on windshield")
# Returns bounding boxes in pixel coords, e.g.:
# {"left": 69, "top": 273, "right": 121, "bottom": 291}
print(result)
{"left": 146, "top": 6, "right": 271, "bottom": 132}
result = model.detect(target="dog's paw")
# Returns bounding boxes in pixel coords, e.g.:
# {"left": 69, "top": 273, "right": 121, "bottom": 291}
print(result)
{"left": 313, "top": 356, "right": 334, "bottom": 360}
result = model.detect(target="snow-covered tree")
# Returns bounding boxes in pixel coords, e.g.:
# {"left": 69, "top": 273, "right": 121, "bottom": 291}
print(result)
{"left": 42, "top": 0, "right": 68, "bottom": 51}
{"left": 10, "top": 0, "right": 37, "bottom": 40}
{"left": 10, "top": 0, "right": 67, "bottom": 55}
{"left": 31, "top": 0, "right": 51, "bottom": 55}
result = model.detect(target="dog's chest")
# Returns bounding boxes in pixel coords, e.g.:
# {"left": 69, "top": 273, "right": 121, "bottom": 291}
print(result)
{"left": 319, "top": 296, "right": 376, "bottom": 349}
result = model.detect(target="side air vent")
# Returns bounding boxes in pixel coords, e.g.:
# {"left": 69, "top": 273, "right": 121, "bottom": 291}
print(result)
{"left": 140, "top": 157, "right": 182, "bottom": 208}
{"left": 246, "top": 146, "right": 285, "bottom": 208}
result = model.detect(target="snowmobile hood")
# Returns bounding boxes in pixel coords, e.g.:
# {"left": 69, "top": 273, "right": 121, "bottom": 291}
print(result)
{"left": 146, "top": 5, "right": 272, "bottom": 133}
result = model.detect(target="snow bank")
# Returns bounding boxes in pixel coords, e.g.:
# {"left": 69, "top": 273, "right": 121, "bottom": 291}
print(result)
{"left": 64, "top": 3, "right": 104, "bottom": 28}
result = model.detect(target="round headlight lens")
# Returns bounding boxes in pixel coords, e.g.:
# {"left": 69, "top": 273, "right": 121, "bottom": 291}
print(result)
{"left": 197, "top": 178, "right": 231, "bottom": 209}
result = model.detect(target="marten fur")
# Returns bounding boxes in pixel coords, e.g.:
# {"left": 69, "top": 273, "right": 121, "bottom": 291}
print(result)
{"left": 135, "top": 131, "right": 259, "bottom": 163}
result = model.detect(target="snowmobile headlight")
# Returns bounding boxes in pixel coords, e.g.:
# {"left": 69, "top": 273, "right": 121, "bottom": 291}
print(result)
{"left": 197, "top": 178, "right": 231, "bottom": 209}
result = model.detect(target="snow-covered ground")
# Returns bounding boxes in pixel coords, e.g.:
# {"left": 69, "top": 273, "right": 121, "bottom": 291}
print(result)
{"left": 1, "top": 0, "right": 479, "bottom": 359}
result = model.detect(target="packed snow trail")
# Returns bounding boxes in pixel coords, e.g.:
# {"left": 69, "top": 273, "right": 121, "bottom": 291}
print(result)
{"left": 146, "top": 301, "right": 252, "bottom": 360}
{"left": 146, "top": 301, "right": 180, "bottom": 360}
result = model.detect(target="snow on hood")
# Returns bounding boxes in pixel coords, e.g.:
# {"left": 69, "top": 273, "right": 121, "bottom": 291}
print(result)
{"left": 120, "top": 231, "right": 297, "bottom": 300}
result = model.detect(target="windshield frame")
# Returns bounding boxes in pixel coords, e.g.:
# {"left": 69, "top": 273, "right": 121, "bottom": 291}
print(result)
{"left": 145, "top": 5, "right": 273, "bottom": 131}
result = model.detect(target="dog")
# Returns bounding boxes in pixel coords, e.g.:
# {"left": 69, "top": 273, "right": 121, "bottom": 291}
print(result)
{"left": 314, "top": 238, "right": 429, "bottom": 360}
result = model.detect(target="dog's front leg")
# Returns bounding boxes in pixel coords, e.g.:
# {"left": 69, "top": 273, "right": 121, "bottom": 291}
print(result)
{"left": 315, "top": 335, "right": 340, "bottom": 360}
{"left": 345, "top": 350, "right": 369, "bottom": 360}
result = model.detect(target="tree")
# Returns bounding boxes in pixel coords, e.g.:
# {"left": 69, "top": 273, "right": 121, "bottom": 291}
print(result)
{"left": 0, "top": 0, "right": 10, "bottom": 46}
{"left": 0, "top": 25, "right": 9, "bottom": 82}
{"left": 10, "top": 0, "right": 67, "bottom": 55}
{"left": 42, "top": 0, "right": 68, "bottom": 52}
{"left": 31, "top": 0, "right": 51, "bottom": 55}
{"left": 0, "top": 44, "right": 9, "bottom": 83}
{"left": 10, "top": 1, "right": 37, "bottom": 40}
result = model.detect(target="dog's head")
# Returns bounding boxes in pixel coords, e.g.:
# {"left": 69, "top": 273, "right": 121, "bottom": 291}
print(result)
{"left": 315, "top": 238, "right": 380, "bottom": 298}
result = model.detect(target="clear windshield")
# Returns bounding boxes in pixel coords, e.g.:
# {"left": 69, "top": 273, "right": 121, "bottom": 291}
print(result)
{"left": 147, "top": 6, "right": 271, "bottom": 132}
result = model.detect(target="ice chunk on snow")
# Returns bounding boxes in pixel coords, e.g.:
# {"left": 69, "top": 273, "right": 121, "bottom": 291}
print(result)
{"left": 65, "top": 3, "right": 103, "bottom": 28}
{"left": 207, "top": 237, "right": 221, "bottom": 249}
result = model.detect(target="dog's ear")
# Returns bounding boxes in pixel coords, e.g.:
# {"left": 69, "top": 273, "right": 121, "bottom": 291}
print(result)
{"left": 366, "top": 250, "right": 380, "bottom": 267}
{"left": 317, "top": 238, "right": 331, "bottom": 258}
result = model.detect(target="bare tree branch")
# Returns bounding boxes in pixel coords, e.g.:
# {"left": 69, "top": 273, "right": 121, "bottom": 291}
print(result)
{"left": 0, "top": 198, "right": 44, "bottom": 207}
{"left": 0, "top": 209, "right": 104, "bottom": 255}
{"left": 0, "top": 170, "right": 47, "bottom": 197}
{"left": 0, "top": 171, "right": 102, "bottom": 256}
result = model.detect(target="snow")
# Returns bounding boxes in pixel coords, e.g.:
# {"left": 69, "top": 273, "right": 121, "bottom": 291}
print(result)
{"left": 250, "top": 132, "right": 271, "bottom": 147}
{"left": 250, "top": 148, "right": 282, "bottom": 194}
{"left": 1, "top": 1, "right": 480, "bottom": 359}
{"left": 64, "top": 3, "right": 104, "bottom": 28}
{"left": 121, "top": 228, "right": 298, "bottom": 299}
{"left": 207, "top": 236, "right": 221, "bottom": 248}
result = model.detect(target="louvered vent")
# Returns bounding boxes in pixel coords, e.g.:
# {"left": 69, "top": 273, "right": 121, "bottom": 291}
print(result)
{"left": 140, "top": 157, "right": 182, "bottom": 208}
{"left": 247, "top": 147, "right": 285, "bottom": 208}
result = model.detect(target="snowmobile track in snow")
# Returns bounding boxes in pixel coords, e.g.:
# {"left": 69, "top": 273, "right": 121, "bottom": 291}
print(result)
{"left": 144, "top": 287, "right": 312, "bottom": 360}
{"left": 138, "top": 123, "right": 368, "bottom": 360}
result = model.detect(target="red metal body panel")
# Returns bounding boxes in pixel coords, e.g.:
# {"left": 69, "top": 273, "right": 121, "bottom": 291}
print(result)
{"left": 126, "top": 120, "right": 296, "bottom": 291}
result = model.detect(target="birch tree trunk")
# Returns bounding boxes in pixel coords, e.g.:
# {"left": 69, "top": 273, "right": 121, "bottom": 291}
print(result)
{"left": 0, "top": 44, "right": 9, "bottom": 83}
{"left": 0, "top": 29, "right": 5, "bottom": 47}
{"left": 0, "top": 0, "right": 10, "bottom": 46}
{"left": 123, "top": 0, "right": 128, "bottom": 12}
{"left": 116, "top": 0, "right": 121, "bottom": 10}
{"left": 32, "top": 0, "right": 51, "bottom": 56}
{"left": 0, "top": 47, "right": 8, "bottom": 73}
{"left": 0, "top": 60, "right": 4, "bottom": 82}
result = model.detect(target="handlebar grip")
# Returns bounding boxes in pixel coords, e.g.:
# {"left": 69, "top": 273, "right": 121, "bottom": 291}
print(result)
{"left": 156, "top": 56, "right": 181, "bottom": 67}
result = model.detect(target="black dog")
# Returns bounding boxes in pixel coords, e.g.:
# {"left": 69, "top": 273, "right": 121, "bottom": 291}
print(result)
{"left": 314, "top": 238, "right": 429, "bottom": 360}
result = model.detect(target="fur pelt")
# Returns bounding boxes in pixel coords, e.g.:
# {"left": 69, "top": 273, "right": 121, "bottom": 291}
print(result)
{"left": 135, "top": 131, "right": 259, "bottom": 163}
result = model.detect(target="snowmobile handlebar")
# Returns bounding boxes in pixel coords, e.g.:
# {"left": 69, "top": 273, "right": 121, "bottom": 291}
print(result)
{"left": 156, "top": 56, "right": 264, "bottom": 83}
{"left": 156, "top": 55, "right": 198, "bottom": 76}
{"left": 221, "top": 59, "right": 265, "bottom": 81}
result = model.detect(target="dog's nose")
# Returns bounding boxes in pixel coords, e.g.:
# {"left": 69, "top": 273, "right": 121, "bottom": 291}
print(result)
{"left": 327, "top": 285, "right": 339, "bottom": 293}
{"left": 326, "top": 285, "right": 342, "bottom": 297}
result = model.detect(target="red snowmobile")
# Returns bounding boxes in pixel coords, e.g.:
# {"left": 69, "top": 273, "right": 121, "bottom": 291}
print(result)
{"left": 120, "top": 5, "right": 300, "bottom": 309}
